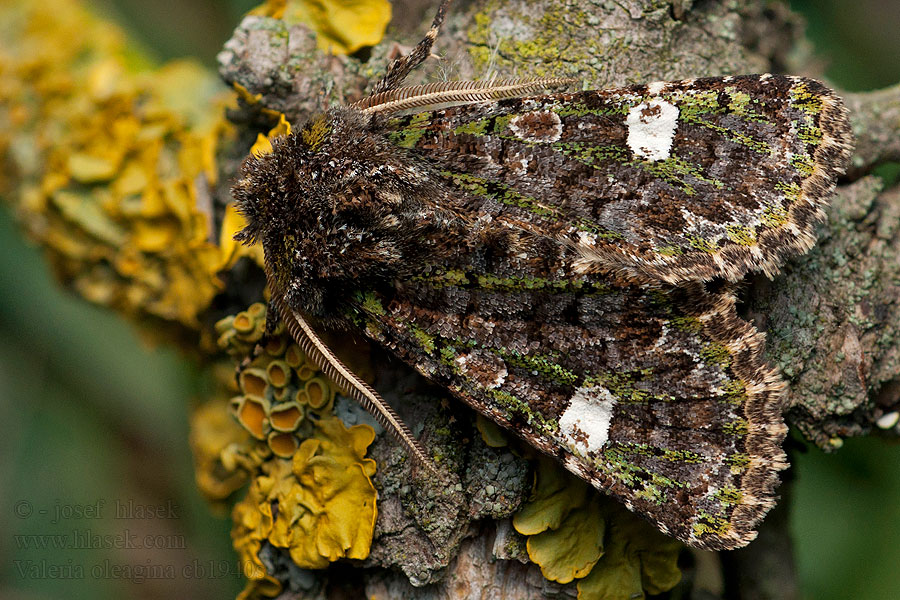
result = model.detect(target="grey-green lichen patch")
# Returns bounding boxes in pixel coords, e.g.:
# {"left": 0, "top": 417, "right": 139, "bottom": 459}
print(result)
{"left": 218, "top": 15, "right": 369, "bottom": 125}
{"left": 466, "top": 0, "right": 600, "bottom": 79}
{"left": 459, "top": 0, "right": 787, "bottom": 89}
{"left": 755, "top": 176, "right": 900, "bottom": 448}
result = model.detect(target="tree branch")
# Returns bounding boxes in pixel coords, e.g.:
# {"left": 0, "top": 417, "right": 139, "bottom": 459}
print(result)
{"left": 217, "top": 0, "right": 900, "bottom": 596}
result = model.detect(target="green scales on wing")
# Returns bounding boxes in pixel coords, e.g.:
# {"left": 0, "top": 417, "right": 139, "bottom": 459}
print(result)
{"left": 383, "top": 75, "right": 852, "bottom": 285}
{"left": 347, "top": 247, "right": 786, "bottom": 550}
{"left": 340, "top": 74, "right": 850, "bottom": 549}
{"left": 233, "top": 73, "right": 851, "bottom": 551}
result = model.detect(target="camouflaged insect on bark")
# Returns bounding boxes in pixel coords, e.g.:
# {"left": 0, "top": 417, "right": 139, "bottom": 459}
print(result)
{"left": 232, "top": 8, "right": 853, "bottom": 550}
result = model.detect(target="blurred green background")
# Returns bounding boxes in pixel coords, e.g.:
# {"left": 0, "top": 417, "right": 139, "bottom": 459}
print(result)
{"left": 1, "top": 1, "right": 898, "bottom": 599}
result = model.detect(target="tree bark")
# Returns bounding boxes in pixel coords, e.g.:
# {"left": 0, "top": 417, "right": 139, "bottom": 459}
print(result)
{"left": 217, "top": 1, "right": 900, "bottom": 597}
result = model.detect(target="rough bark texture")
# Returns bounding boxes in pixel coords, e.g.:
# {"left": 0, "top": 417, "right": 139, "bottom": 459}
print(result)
{"left": 217, "top": 1, "right": 900, "bottom": 598}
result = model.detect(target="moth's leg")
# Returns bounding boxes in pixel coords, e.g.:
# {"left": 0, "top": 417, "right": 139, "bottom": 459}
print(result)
{"left": 370, "top": 0, "right": 451, "bottom": 94}
{"left": 263, "top": 299, "right": 282, "bottom": 336}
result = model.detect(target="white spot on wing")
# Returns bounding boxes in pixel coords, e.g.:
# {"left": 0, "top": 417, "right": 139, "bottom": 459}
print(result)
{"left": 509, "top": 110, "right": 563, "bottom": 143}
{"left": 627, "top": 98, "right": 679, "bottom": 161}
{"left": 559, "top": 384, "right": 617, "bottom": 454}
{"left": 646, "top": 81, "right": 667, "bottom": 95}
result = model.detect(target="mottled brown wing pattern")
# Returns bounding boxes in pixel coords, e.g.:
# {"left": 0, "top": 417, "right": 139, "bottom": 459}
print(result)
{"left": 233, "top": 69, "right": 851, "bottom": 551}
{"left": 350, "top": 256, "right": 785, "bottom": 549}
{"left": 384, "top": 74, "right": 852, "bottom": 284}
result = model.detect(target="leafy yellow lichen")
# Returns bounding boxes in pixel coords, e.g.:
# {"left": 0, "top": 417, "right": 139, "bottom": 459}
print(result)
{"left": 230, "top": 415, "right": 377, "bottom": 599}
{"left": 220, "top": 203, "right": 266, "bottom": 270}
{"left": 576, "top": 511, "right": 682, "bottom": 600}
{"left": 512, "top": 457, "right": 682, "bottom": 599}
{"left": 275, "top": 417, "right": 377, "bottom": 566}
{"left": 513, "top": 457, "right": 591, "bottom": 535}
{"left": 250, "top": 113, "right": 293, "bottom": 157}
{"left": 475, "top": 414, "right": 511, "bottom": 448}
{"left": 526, "top": 502, "right": 606, "bottom": 583}
{"left": 189, "top": 396, "right": 253, "bottom": 504}
{"left": 213, "top": 304, "right": 379, "bottom": 598}
{"left": 0, "top": 0, "right": 236, "bottom": 340}
{"left": 252, "top": 0, "right": 391, "bottom": 54}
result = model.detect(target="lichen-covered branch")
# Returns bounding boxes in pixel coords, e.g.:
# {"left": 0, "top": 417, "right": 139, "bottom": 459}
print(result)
{"left": 844, "top": 83, "right": 900, "bottom": 177}
{"left": 4, "top": 0, "right": 899, "bottom": 598}
{"left": 215, "top": 1, "right": 897, "bottom": 597}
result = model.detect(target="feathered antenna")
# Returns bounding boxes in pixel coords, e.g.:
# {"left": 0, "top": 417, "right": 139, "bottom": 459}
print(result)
{"left": 370, "top": 0, "right": 453, "bottom": 94}
{"left": 352, "top": 77, "right": 578, "bottom": 114}
{"left": 264, "top": 258, "right": 439, "bottom": 475}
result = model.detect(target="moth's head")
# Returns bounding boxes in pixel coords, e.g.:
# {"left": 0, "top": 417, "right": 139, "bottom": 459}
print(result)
{"left": 232, "top": 115, "right": 335, "bottom": 246}
{"left": 230, "top": 109, "right": 426, "bottom": 318}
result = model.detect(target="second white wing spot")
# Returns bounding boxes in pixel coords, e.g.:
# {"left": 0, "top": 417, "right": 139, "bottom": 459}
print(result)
{"left": 559, "top": 384, "right": 618, "bottom": 454}
{"left": 626, "top": 98, "right": 679, "bottom": 161}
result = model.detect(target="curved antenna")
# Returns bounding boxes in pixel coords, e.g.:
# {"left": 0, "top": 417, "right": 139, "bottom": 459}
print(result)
{"left": 371, "top": 0, "right": 452, "bottom": 94}
{"left": 266, "top": 277, "right": 438, "bottom": 475}
{"left": 351, "top": 77, "right": 578, "bottom": 114}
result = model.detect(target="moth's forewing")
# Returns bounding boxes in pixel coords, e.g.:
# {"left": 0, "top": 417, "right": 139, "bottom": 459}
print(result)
{"left": 352, "top": 74, "right": 852, "bottom": 549}
{"left": 385, "top": 74, "right": 852, "bottom": 284}
{"left": 241, "top": 74, "right": 852, "bottom": 550}
{"left": 353, "top": 270, "right": 785, "bottom": 549}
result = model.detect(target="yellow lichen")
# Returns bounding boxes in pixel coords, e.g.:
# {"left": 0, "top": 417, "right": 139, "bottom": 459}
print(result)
{"left": 214, "top": 303, "right": 379, "bottom": 597}
{"left": 526, "top": 502, "right": 606, "bottom": 583}
{"left": 0, "top": 0, "right": 237, "bottom": 340}
{"left": 250, "top": 113, "right": 292, "bottom": 157}
{"left": 267, "top": 431, "right": 301, "bottom": 457}
{"left": 189, "top": 397, "right": 253, "bottom": 504}
{"left": 575, "top": 505, "right": 682, "bottom": 600}
{"left": 252, "top": 0, "right": 392, "bottom": 54}
{"left": 235, "top": 396, "right": 270, "bottom": 440}
{"left": 217, "top": 303, "right": 346, "bottom": 454}
{"left": 223, "top": 115, "right": 292, "bottom": 270}
{"left": 269, "top": 402, "right": 304, "bottom": 432}
{"left": 230, "top": 417, "right": 377, "bottom": 597}
{"left": 273, "top": 417, "right": 377, "bottom": 567}
{"left": 475, "top": 413, "right": 511, "bottom": 448}
{"left": 512, "top": 457, "right": 683, "bottom": 599}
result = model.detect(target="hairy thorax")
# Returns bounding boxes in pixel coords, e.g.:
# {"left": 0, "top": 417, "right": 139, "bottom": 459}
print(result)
{"left": 234, "top": 108, "right": 474, "bottom": 320}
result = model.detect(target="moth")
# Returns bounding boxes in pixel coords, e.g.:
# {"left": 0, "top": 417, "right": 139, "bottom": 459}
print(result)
{"left": 232, "top": 0, "right": 853, "bottom": 550}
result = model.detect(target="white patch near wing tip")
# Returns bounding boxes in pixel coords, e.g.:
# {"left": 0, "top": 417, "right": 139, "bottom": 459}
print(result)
{"left": 626, "top": 98, "right": 679, "bottom": 161}
{"left": 646, "top": 80, "right": 667, "bottom": 95}
{"left": 559, "top": 384, "right": 617, "bottom": 454}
